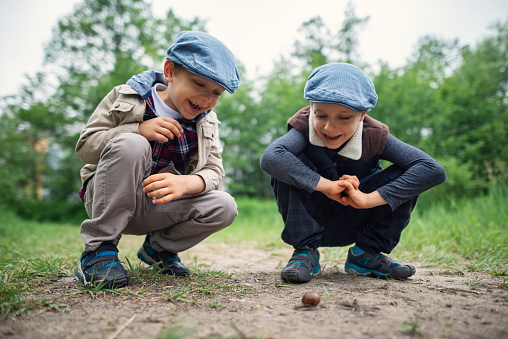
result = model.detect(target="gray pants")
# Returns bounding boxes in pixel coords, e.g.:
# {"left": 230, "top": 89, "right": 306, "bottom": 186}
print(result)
{"left": 81, "top": 133, "right": 238, "bottom": 253}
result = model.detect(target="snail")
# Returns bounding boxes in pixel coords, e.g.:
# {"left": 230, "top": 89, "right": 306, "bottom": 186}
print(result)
{"left": 302, "top": 291, "right": 320, "bottom": 306}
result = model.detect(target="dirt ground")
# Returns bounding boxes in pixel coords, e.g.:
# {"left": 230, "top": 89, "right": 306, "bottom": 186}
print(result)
{"left": 1, "top": 241, "right": 507, "bottom": 339}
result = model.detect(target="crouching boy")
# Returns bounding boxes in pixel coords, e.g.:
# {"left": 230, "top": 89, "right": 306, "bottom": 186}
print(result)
{"left": 260, "top": 63, "right": 446, "bottom": 283}
{"left": 76, "top": 31, "right": 240, "bottom": 288}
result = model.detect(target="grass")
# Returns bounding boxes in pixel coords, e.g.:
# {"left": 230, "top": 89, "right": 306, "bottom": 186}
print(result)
{"left": 0, "top": 180, "right": 507, "bottom": 322}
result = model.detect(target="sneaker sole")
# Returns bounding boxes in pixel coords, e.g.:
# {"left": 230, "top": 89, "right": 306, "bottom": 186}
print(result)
{"left": 77, "top": 263, "right": 91, "bottom": 287}
{"left": 281, "top": 264, "right": 321, "bottom": 283}
{"left": 137, "top": 247, "right": 190, "bottom": 276}
{"left": 345, "top": 263, "right": 416, "bottom": 280}
{"left": 77, "top": 262, "right": 129, "bottom": 288}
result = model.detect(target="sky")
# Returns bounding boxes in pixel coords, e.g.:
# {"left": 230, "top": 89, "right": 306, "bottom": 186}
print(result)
{"left": 0, "top": 0, "right": 507, "bottom": 97}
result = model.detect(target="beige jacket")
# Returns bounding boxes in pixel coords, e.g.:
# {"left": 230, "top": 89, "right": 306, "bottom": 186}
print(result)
{"left": 75, "top": 84, "right": 225, "bottom": 193}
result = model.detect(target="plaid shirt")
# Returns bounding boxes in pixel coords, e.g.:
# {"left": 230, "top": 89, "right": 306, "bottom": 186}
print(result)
{"left": 144, "top": 94, "right": 198, "bottom": 175}
{"left": 80, "top": 93, "right": 199, "bottom": 202}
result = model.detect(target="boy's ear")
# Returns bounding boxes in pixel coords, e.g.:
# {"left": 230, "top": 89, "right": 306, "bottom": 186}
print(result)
{"left": 359, "top": 112, "right": 366, "bottom": 122}
{"left": 164, "top": 60, "right": 176, "bottom": 82}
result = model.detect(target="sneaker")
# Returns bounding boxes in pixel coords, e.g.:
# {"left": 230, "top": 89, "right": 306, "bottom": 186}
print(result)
{"left": 77, "top": 242, "right": 130, "bottom": 288}
{"left": 137, "top": 234, "right": 190, "bottom": 277}
{"left": 345, "top": 247, "right": 416, "bottom": 280}
{"left": 281, "top": 247, "right": 321, "bottom": 283}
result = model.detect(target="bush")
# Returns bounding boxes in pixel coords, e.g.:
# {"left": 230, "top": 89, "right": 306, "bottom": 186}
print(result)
{"left": 12, "top": 199, "right": 87, "bottom": 225}
{"left": 416, "top": 157, "right": 488, "bottom": 211}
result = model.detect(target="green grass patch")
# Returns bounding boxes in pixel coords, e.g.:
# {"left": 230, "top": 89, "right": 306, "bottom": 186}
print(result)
{"left": 0, "top": 180, "right": 507, "bottom": 320}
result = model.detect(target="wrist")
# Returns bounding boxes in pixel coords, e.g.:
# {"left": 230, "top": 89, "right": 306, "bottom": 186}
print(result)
{"left": 365, "top": 191, "right": 387, "bottom": 208}
{"left": 315, "top": 177, "right": 331, "bottom": 193}
{"left": 185, "top": 174, "right": 206, "bottom": 194}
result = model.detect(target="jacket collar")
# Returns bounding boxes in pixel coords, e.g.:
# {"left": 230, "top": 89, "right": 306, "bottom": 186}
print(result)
{"left": 308, "top": 107, "right": 363, "bottom": 160}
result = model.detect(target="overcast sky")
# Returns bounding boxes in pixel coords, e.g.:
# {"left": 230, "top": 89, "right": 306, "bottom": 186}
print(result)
{"left": 1, "top": 0, "right": 507, "bottom": 97}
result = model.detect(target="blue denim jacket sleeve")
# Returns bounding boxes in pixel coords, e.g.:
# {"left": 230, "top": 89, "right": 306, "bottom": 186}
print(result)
{"left": 126, "top": 71, "right": 166, "bottom": 98}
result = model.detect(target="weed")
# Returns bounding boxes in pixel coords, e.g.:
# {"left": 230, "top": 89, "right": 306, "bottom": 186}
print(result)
{"left": 156, "top": 322, "right": 196, "bottom": 339}
{"left": 502, "top": 278, "right": 508, "bottom": 288}
{"left": 208, "top": 298, "right": 220, "bottom": 309}
{"left": 38, "top": 297, "right": 70, "bottom": 313}
{"left": 491, "top": 268, "right": 507, "bottom": 276}
{"left": 162, "top": 265, "right": 246, "bottom": 305}
{"left": 316, "top": 281, "right": 331, "bottom": 299}
{"left": 402, "top": 320, "right": 422, "bottom": 335}
{"left": 465, "top": 275, "right": 484, "bottom": 287}
{"left": 0, "top": 285, "right": 28, "bottom": 320}
{"left": 274, "top": 272, "right": 282, "bottom": 287}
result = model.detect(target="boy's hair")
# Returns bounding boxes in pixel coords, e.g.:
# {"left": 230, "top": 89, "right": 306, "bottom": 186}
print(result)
{"left": 304, "top": 63, "right": 377, "bottom": 112}
{"left": 166, "top": 31, "right": 240, "bottom": 94}
{"left": 171, "top": 63, "right": 184, "bottom": 74}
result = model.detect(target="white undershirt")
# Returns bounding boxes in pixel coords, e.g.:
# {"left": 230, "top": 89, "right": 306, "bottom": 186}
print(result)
{"left": 151, "top": 84, "right": 182, "bottom": 120}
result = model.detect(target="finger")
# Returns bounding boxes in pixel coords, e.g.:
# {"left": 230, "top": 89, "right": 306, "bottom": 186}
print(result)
{"left": 162, "top": 117, "right": 183, "bottom": 133}
{"left": 146, "top": 187, "right": 166, "bottom": 197}
{"left": 341, "top": 175, "right": 360, "bottom": 188}
{"left": 342, "top": 181, "right": 355, "bottom": 190}
{"left": 165, "top": 123, "right": 183, "bottom": 138}
{"left": 157, "top": 126, "right": 181, "bottom": 141}
{"left": 151, "top": 193, "right": 175, "bottom": 204}
{"left": 154, "top": 129, "right": 170, "bottom": 142}
{"left": 337, "top": 196, "right": 348, "bottom": 206}
{"left": 142, "top": 174, "right": 163, "bottom": 188}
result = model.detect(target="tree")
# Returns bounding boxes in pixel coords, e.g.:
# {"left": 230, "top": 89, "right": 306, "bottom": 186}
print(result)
{"left": 0, "top": 0, "right": 206, "bottom": 218}
{"left": 40, "top": 0, "right": 205, "bottom": 202}
{"left": 373, "top": 36, "right": 460, "bottom": 149}
{"left": 337, "top": 1, "right": 370, "bottom": 64}
{"left": 435, "top": 20, "right": 508, "bottom": 174}
{"left": 292, "top": 2, "right": 369, "bottom": 71}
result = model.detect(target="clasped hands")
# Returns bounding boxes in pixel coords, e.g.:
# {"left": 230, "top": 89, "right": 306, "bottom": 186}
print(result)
{"left": 317, "top": 175, "right": 381, "bottom": 209}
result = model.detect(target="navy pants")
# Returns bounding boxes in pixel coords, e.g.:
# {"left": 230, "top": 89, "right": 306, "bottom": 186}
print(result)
{"left": 271, "top": 165, "right": 418, "bottom": 255}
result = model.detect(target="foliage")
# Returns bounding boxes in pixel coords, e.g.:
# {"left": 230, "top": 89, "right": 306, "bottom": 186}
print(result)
{"left": 0, "top": 0, "right": 205, "bottom": 211}
{"left": 433, "top": 21, "right": 508, "bottom": 174}
{"left": 214, "top": 65, "right": 272, "bottom": 197}
{"left": 373, "top": 36, "right": 459, "bottom": 148}
{"left": 416, "top": 157, "right": 488, "bottom": 210}
{"left": 0, "top": 0, "right": 507, "bottom": 220}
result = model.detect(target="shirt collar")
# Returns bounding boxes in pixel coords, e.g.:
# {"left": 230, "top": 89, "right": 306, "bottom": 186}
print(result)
{"left": 308, "top": 107, "right": 363, "bottom": 160}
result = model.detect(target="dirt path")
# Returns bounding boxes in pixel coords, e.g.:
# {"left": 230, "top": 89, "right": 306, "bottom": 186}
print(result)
{"left": 1, "top": 241, "right": 507, "bottom": 339}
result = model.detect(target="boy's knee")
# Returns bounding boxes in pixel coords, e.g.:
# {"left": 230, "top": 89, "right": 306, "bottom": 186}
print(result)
{"left": 214, "top": 191, "right": 238, "bottom": 227}
{"left": 104, "top": 133, "right": 150, "bottom": 161}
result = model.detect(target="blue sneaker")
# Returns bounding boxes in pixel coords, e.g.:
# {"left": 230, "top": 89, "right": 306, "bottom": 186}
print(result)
{"left": 281, "top": 247, "right": 321, "bottom": 283}
{"left": 137, "top": 235, "right": 190, "bottom": 277}
{"left": 345, "top": 247, "right": 416, "bottom": 280}
{"left": 77, "top": 242, "right": 130, "bottom": 289}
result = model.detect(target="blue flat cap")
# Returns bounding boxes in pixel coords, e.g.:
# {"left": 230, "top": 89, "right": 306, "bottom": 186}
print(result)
{"left": 167, "top": 31, "right": 240, "bottom": 93}
{"left": 304, "top": 63, "right": 377, "bottom": 112}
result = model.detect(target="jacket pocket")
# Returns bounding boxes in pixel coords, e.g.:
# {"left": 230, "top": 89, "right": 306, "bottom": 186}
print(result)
{"left": 202, "top": 125, "right": 215, "bottom": 139}
{"left": 109, "top": 101, "right": 135, "bottom": 114}
{"left": 109, "top": 101, "right": 137, "bottom": 125}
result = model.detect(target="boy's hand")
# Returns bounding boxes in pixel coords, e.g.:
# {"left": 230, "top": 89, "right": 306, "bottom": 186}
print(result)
{"left": 338, "top": 181, "right": 387, "bottom": 209}
{"left": 139, "top": 117, "right": 183, "bottom": 142}
{"left": 338, "top": 174, "right": 360, "bottom": 190}
{"left": 316, "top": 175, "right": 359, "bottom": 202}
{"left": 142, "top": 173, "right": 205, "bottom": 204}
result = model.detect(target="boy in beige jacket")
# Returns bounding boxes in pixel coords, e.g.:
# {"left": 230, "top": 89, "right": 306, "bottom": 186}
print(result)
{"left": 75, "top": 31, "right": 240, "bottom": 288}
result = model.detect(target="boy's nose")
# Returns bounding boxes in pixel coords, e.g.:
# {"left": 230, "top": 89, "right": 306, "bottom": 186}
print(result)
{"left": 325, "top": 121, "right": 338, "bottom": 132}
{"left": 200, "top": 91, "right": 213, "bottom": 103}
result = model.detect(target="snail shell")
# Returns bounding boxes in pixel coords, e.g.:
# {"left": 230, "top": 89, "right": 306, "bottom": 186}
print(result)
{"left": 302, "top": 291, "right": 320, "bottom": 306}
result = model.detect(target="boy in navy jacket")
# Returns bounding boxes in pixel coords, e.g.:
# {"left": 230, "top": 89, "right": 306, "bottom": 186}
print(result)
{"left": 260, "top": 63, "right": 446, "bottom": 283}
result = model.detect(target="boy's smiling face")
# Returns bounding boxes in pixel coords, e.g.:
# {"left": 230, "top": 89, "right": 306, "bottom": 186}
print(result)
{"left": 162, "top": 60, "right": 225, "bottom": 120}
{"left": 311, "top": 102, "right": 366, "bottom": 149}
